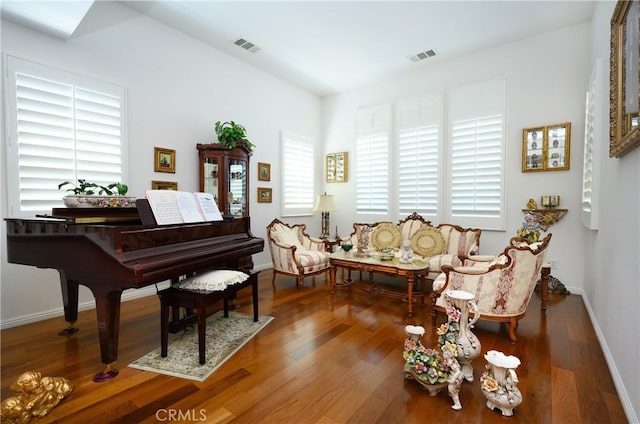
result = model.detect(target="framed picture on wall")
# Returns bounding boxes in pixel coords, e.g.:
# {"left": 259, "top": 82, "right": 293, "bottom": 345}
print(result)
{"left": 257, "top": 187, "right": 272, "bottom": 203}
{"left": 154, "top": 147, "right": 176, "bottom": 173}
{"left": 258, "top": 162, "right": 271, "bottom": 181}
{"left": 522, "top": 123, "right": 571, "bottom": 172}
{"left": 610, "top": 0, "right": 640, "bottom": 157}
{"left": 326, "top": 152, "right": 348, "bottom": 183}
{"left": 151, "top": 180, "right": 178, "bottom": 190}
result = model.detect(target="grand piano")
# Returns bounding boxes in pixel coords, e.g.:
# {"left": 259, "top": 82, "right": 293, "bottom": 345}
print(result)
{"left": 4, "top": 201, "right": 264, "bottom": 382}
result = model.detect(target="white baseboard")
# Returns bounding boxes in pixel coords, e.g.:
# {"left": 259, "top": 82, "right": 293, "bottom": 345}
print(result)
{"left": 0, "top": 283, "right": 169, "bottom": 330}
{"left": 580, "top": 292, "right": 638, "bottom": 424}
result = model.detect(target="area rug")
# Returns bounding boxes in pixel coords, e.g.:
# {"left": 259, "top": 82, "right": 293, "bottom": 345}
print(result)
{"left": 129, "top": 311, "right": 273, "bottom": 382}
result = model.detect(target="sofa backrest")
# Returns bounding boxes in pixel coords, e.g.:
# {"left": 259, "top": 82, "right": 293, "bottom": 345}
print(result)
{"left": 437, "top": 223, "right": 482, "bottom": 256}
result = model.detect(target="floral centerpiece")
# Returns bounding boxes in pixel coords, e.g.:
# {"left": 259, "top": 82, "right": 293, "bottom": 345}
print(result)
{"left": 403, "top": 340, "right": 458, "bottom": 385}
{"left": 402, "top": 324, "right": 464, "bottom": 409}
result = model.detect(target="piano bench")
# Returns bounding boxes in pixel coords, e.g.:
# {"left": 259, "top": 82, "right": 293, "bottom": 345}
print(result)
{"left": 158, "top": 271, "right": 259, "bottom": 365}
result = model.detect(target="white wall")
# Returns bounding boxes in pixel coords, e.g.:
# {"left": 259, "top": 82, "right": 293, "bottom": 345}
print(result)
{"left": 322, "top": 22, "right": 592, "bottom": 293}
{"left": 0, "top": 1, "right": 321, "bottom": 326}
{"left": 583, "top": 3, "right": 639, "bottom": 422}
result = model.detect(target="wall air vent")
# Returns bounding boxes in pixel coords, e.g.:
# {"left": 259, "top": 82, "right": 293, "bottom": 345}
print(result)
{"left": 409, "top": 49, "right": 436, "bottom": 62}
{"left": 233, "top": 37, "right": 261, "bottom": 53}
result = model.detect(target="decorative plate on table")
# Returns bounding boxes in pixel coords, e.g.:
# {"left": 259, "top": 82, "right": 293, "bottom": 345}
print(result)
{"left": 411, "top": 228, "right": 445, "bottom": 257}
{"left": 371, "top": 222, "right": 401, "bottom": 251}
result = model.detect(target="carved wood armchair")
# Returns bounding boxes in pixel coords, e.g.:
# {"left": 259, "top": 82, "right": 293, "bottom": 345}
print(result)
{"left": 266, "top": 219, "right": 330, "bottom": 288}
{"left": 431, "top": 234, "right": 552, "bottom": 342}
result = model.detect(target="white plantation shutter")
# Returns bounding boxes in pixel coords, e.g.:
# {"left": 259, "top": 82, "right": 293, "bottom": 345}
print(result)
{"left": 356, "top": 104, "right": 390, "bottom": 216}
{"left": 397, "top": 95, "right": 442, "bottom": 219}
{"left": 448, "top": 79, "right": 506, "bottom": 229}
{"left": 582, "top": 60, "right": 602, "bottom": 230}
{"left": 281, "top": 132, "right": 314, "bottom": 216}
{"left": 6, "top": 56, "right": 126, "bottom": 216}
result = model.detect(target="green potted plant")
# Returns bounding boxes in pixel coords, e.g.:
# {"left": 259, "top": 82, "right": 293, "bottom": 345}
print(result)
{"left": 214, "top": 121, "right": 255, "bottom": 150}
{"left": 58, "top": 179, "right": 134, "bottom": 208}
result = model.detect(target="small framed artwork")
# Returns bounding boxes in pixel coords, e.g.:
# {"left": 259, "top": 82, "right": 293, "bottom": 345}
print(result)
{"left": 154, "top": 147, "right": 176, "bottom": 173}
{"left": 151, "top": 180, "right": 178, "bottom": 190}
{"left": 258, "top": 162, "right": 271, "bottom": 181}
{"left": 257, "top": 187, "right": 272, "bottom": 203}
{"left": 326, "top": 152, "right": 348, "bottom": 183}
{"left": 549, "top": 195, "right": 560, "bottom": 207}
{"left": 522, "top": 123, "right": 571, "bottom": 172}
{"left": 541, "top": 196, "right": 551, "bottom": 208}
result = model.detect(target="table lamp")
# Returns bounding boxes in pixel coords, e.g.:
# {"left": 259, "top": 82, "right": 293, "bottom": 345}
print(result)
{"left": 313, "top": 192, "right": 335, "bottom": 239}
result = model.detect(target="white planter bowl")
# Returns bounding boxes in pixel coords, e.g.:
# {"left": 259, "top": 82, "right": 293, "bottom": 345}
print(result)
{"left": 63, "top": 195, "right": 136, "bottom": 208}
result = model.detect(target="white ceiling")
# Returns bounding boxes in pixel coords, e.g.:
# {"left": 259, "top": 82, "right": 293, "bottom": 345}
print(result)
{"left": 2, "top": 1, "right": 597, "bottom": 96}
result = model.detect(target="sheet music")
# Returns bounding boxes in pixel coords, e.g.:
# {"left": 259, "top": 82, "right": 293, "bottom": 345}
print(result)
{"left": 194, "top": 192, "right": 223, "bottom": 221}
{"left": 175, "top": 192, "right": 205, "bottom": 223}
{"left": 145, "top": 190, "right": 184, "bottom": 225}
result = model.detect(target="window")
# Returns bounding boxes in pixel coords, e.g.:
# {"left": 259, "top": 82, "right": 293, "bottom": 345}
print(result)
{"left": 354, "top": 79, "right": 506, "bottom": 229}
{"left": 396, "top": 95, "right": 442, "bottom": 219}
{"left": 5, "top": 56, "right": 127, "bottom": 217}
{"left": 281, "top": 132, "right": 314, "bottom": 216}
{"left": 448, "top": 79, "right": 506, "bottom": 230}
{"left": 355, "top": 104, "right": 390, "bottom": 216}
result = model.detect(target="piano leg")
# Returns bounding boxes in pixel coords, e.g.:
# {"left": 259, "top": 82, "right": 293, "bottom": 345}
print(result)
{"left": 89, "top": 286, "right": 123, "bottom": 382}
{"left": 57, "top": 273, "right": 80, "bottom": 335}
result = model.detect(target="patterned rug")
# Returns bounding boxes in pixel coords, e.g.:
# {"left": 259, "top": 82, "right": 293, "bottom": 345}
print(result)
{"left": 129, "top": 311, "right": 273, "bottom": 382}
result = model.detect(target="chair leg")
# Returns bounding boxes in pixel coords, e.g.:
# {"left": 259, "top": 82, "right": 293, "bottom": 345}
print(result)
{"left": 297, "top": 275, "right": 305, "bottom": 288}
{"left": 508, "top": 318, "right": 519, "bottom": 343}
{"left": 271, "top": 269, "right": 277, "bottom": 288}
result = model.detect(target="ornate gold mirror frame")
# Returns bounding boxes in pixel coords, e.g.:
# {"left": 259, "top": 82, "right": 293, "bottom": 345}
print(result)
{"left": 610, "top": 0, "right": 640, "bottom": 157}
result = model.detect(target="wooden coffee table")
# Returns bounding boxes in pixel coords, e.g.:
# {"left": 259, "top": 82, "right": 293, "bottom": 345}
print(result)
{"left": 329, "top": 251, "right": 429, "bottom": 317}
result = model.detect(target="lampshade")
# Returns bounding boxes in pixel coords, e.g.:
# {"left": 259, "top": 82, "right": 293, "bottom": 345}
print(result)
{"left": 313, "top": 193, "right": 336, "bottom": 212}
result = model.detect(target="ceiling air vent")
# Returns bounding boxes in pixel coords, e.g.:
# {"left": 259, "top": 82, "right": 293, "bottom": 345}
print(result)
{"left": 233, "top": 37, "right": 261, "bottom": 53}
{"left": 409, "top": 49, "right": 436, "bottom": 62}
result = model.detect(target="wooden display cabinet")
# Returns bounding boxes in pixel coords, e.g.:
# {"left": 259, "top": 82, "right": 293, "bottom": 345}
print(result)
{"left": 197, "top": 143, "right": 251, "bottom": 218}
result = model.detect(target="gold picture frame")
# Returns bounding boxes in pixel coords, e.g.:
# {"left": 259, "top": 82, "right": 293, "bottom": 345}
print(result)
{"left": 154, "top": 147, "right": 176, "bottom": 173}
{"left": 151, "top": 180, "right": 178, "bottom": 190}
{"left": 522, "top": 123, "right": 571, "bottom": 172}
{"left": 257, "top": 187, "right": 272, "bottom": 203}
{"left": 258, "top": 162, "right": 271, "bottom": 181}
{"left": 326, "top": 152, "right": 348, "bottom": 183}
{"left": 610, "top": 0, "right": 640, "bottom": 157}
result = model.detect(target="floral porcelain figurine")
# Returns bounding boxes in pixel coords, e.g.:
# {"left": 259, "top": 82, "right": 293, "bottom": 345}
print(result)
{"left": 399, "top": 239, "right": 414, "bottom": 264}
{"left": 517, "top": 212, "right": 541, "bottom": 243}
{"left": 403, "top": 325, "right": 464, "bottom": 410}
{"left": 481, "top": 350, "right": 523, "bottom": 416}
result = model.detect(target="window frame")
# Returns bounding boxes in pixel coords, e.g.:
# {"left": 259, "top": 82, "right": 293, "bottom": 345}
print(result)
{"left": 280, "top": 131, "right": 315, "bottom": 217}
{"left": 4, "top": 55, "right": 128, "bottom": 218}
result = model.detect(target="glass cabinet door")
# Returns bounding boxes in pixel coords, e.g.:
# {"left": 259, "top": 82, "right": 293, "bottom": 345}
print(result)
{"left": 228, "top": 160, "right": 247, "bottom": 217}
{"left": 202, "top": 157, "right": 220, "bottom": 207}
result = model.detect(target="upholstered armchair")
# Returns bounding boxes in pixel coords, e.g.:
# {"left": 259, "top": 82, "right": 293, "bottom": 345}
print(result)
{"left": 431, "top": 233, "right": 552, "bottom": 343}
{"left": 266, "top": 219, "right": 331, "bottom": 288}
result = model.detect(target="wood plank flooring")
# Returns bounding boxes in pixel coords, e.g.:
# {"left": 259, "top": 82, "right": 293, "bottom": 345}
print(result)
{"left": 1, "top": 271, "right": 628, "bottom": 423}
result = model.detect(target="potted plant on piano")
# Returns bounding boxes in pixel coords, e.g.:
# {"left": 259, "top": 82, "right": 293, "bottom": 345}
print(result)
{"left": 58, "top": 179, "right": 136, "bottom": 208}
{"left": 214, "top": 120, "right": 255, "bottom": 151}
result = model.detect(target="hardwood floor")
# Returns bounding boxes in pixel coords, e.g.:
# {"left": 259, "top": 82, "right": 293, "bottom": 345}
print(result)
{"left": 1, "top": 271, "right": 628, "bottom": 423}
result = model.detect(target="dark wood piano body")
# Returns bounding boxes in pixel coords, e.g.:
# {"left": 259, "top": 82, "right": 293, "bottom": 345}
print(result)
{"left": 5, "top": 208, "right": 264, "bottom": 379}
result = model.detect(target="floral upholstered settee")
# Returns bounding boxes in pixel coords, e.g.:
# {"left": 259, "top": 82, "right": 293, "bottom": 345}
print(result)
{"left": 343, "top": 212, "right": 482, "bottom": 281}
{"left": 266, "top": 219, "right": 330, "bottom": 288}
{"left": 431, "top": 234, "right": 552, "bottom": 343}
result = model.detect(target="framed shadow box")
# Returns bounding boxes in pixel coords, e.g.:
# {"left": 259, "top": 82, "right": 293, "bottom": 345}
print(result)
{"left": 326, "top": 152, "right": 348, "bottom": 183}
{"left": 522, "top": 122, "right": 571, "bottom": 172}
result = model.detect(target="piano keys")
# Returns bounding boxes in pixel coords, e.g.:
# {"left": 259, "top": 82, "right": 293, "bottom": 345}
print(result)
{"left": 5, "top": 204, "right": 264, "bottom": 382}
